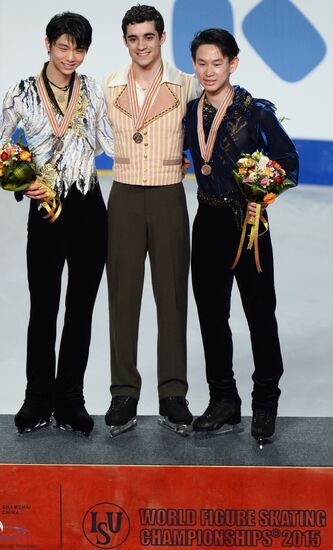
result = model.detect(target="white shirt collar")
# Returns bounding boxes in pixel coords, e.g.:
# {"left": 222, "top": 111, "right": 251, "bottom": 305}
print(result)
{"left": 105, "top": 61, "right": 186, "bottom": 87}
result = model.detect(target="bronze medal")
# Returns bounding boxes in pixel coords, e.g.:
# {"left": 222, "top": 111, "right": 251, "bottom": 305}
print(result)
{"left": 133, "top": 132, "right": 143, "bottom": 144}
{"left": 201, "top": 163, "right": 212, "bottom": 176}
{"left": 197, "top": 87, "right": 234, "bottom": 179}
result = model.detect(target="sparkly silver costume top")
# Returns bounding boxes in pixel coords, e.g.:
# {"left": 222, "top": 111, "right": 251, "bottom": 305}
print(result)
{"left": 0, "top": 71, "right": 114, "bottom": 196}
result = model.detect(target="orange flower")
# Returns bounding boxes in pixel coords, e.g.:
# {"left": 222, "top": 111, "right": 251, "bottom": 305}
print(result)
{"left": 264, "top": 192, "right": 277, "bottom": 205}
{"left": 7, "top": 146, "right": 16, "bottom": 156}
{"left": 19, "top": 150, "right": 31, "bottom": 162}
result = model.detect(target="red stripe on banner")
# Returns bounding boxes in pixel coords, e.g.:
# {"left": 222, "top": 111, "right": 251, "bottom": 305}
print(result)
{"left": 0, "top": 464, "right": 332, "bottom": 549}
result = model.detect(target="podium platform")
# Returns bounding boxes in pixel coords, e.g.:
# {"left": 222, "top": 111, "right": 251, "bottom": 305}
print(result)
{"left": 0, "top": 415, "right": 332, "bottom": 467}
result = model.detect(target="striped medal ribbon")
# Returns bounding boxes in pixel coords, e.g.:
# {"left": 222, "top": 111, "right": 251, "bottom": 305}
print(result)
{"left": 36, "top": 72, "right": 81, "bottom": 138}
{"left": 197, "top": 86, "right": 234, "bottom": 175}
{"left": 128, "top": 64, "right": 163, "bottom": 143}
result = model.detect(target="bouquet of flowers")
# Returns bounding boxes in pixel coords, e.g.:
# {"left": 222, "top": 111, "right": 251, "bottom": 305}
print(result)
{"left": 0, "top": 132, "right": 61, "bottom": 222}
{"left": 231, "top": 150, "right": 296, "bottom": 272}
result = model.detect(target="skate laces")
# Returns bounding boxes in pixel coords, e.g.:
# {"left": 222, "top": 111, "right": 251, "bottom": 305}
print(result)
{"left": 204, "top": 400, "right": 223, "bottom": 417}
{"left": 253, "top": 409, "right": 275, "bottom": 425}
{"left": 204, "top": 399, "right": 239, "bottom": 417}
{"left": 166, "top": 396, "right": 189, "bottom": 411}
{"left": 159, "top": 396, "right": 192, "bottom": 424}
{"left": 255, "top": 409, "right": 267, "bottom": 422}
{"left": 110, "top": 396, "right": 132, "bottom": 411}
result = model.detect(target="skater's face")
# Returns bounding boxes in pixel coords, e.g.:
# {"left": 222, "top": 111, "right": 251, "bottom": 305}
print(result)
{"left": 45, "top": 34, "right": 86, "bottom": 81}
{"left": 123, "top": 21, "right": 166, "bottom": 70}
{"left": 193, "top": 44, "right": 238, "bottom": 96}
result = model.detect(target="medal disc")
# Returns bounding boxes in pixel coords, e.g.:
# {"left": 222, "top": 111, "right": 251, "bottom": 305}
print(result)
{"left": 201, "top": 164, "right": 212, "bottom": 176}
{"left": 133, "top": 132, "right": 143, "bottom": 144}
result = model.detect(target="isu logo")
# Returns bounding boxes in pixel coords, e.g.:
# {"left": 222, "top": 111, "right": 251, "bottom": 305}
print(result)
{"left": 82, "top": 502, "right": 130, "bottom": 548}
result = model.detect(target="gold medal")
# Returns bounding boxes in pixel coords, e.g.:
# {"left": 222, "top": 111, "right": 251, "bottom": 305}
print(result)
{"left": 133, "top": 132, "right": 143, "bottom": 144}
{"left": 201, "top": 164, "right": 212, "bottom": 176}
{"left": 128, "top": 65, "right": 162, "bottom": 147}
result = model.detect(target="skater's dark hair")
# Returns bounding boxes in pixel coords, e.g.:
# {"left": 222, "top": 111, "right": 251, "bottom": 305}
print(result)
{"left": 46, "top": 12, "right": 92, "bottom": 51}
{"left": 122, "top": 5, "right": 164, "bottom": 38}
{"left": 191, "top": 28, "right": 239, "bottom": 62}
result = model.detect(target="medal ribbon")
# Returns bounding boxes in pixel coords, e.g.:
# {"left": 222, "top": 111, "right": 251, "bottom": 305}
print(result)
{"left": 128, "top": 64, "right": 163, "bottom": 131}
{"left": 231, "top": 205, "right": 269, "bottom": 273}
{"left": 37, "top": 72, "right": 81, "bottom": 137}
{"left": 197, "top": 86, "right": 234, "bottom": 164}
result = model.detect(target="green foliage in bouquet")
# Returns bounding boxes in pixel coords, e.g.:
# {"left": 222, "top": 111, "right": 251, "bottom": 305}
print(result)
{"left": 0, "top": 130, "right": 36, "bottom": 192}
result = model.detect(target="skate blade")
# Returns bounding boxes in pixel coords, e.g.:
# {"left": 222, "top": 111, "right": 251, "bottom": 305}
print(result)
{"left": 194, "top": 422, "right": 243, "bottom": 439}
{"left": 16, "top": 417, "right": 52, "bottom": 435}
{"left": 109, "top": 417, "right": 137, "bottom": 438}
{"left": 158, "top": 416, "right": 192, "bottom": 437}
{"left": 254, "top": 435, "right": 274, "bottom": 449}
{"left": 54, "top": 421, "right": 92, "bottom": 438}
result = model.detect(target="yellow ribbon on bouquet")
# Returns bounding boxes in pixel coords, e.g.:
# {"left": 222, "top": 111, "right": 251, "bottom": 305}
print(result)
{"left": 231, "top": 203, "right": 269, "bottom": 273}
{"left": 35, "top": 176, "right": 62, "bottom": 223}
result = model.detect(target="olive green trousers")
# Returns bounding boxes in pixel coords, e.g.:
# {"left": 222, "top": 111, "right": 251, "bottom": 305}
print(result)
{"left": 107, "top": 181, "right": 190, "bottom": 400}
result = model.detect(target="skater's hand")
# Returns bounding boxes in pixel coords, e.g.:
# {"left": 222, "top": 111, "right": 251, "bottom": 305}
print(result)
{"left": 24, "top": 181, "right": 51, "bottom": 201}
{"left": 181, "top": 155, "right": 191, "bottom": 179}
{"left": 247, "top": 201, "right": 267, "bottom": 218}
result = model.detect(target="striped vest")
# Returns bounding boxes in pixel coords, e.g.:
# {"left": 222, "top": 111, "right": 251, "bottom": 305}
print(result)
{"left": 103, "top": 63, "right": 201, "bottom": 186}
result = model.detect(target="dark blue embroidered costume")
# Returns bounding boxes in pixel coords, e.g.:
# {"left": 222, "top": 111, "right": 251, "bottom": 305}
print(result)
{"left": 185, "top": 85, "right": 299, "bottom": 416}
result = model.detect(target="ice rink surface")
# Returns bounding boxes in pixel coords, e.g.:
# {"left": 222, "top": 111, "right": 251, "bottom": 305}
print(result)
{"left": 0, "top": 176, "right": 332, "bottom": 418}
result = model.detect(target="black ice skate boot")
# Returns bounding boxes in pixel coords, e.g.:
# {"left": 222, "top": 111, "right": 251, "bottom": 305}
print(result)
{"left": 251, "top": 408, "right": 276, "bottom": 448}
{"left": 158, "top": 396, "right": 193, "bottom": 437}
{"left": 193, "top": 398, "right": 242, "bottom": 435}
{"left": 105, "top": 396, "right": 138, "bottom": 437}
{"left": 53, "top": 400, "right": 94, "bottom": 437}
{"left": 15, "top": 399, "right": 53, "bottom": 434}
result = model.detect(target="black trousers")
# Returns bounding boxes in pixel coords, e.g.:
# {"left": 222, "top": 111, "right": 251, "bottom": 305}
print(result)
{"left": 25, "top": 184, "right": 107, "bottom": 406}
{"left": 191, "top": 203, "right": 283, "bottom": 413}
